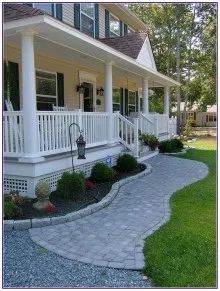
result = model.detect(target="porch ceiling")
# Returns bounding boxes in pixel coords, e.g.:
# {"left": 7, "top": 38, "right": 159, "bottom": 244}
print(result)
{"left": 4, "top": 15, "right": 180, "bottom": 87}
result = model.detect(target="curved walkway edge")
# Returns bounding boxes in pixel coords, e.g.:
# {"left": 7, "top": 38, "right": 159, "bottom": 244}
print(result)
{"left": 4, "top": 165, "right": 153, "bottom": 231}
{"left": 29, "top": 155, "right": 209, "bottom": 270}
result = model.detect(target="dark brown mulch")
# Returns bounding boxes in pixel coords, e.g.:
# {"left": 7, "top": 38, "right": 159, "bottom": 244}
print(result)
{"left": 5, "top": 163, "right": 146, "bottom": 220}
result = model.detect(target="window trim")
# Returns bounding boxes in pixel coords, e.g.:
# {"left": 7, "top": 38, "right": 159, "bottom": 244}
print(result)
{"left": 80, "top": 4, "right": 95, "bottom": 38}
{"left": 109, "top": 12, "right": 120, "bottom": 37}
{"left": 35, "top": 69, "right": 58, "bottom": 104}
{"left": 127, "top": 26, "right": 135, "bottom": 34}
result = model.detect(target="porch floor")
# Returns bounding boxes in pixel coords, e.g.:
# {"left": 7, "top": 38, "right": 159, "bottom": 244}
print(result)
{"left": 29, "top": 155, "right": 208, "bottom": 270}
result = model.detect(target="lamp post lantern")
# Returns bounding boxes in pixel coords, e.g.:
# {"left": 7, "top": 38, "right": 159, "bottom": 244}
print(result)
{"left": 69, "top": 122, "right": 86, "bottom": 171}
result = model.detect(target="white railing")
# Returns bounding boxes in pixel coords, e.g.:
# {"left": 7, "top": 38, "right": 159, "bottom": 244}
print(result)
{"left": 139, "top": 113, "right": 155, "bottom": 135}
{"left": 37, "top": 111, "right": 109, "bottom": 155}
{"left": 3, "top": 111, "right": 24, "bottom": 156}
{"left": 114, "top": 112, "right": 139, "bottom": 157}
{"left": 168, "top": 116, "right": 177, "bottom": 137}
{"left": 4, "top": 110, "right": 140, "bottom": 157}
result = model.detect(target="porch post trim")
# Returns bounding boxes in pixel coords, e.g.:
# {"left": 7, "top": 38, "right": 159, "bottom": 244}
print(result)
{"left": 20, "top": 30, "right": 43, "bottom": 162}
{"left": 142, "top": 77, "right": 149, "bottom": 115}
{"left": 104, "top": 62, "right": 114, "bottom": 144}
{"left": 164, "top": 85, "right": 170, "bottom": 115}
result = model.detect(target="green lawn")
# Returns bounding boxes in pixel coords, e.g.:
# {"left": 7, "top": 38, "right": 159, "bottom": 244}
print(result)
{"left": 144, "top": 137, "right": 216, "bottom": 287}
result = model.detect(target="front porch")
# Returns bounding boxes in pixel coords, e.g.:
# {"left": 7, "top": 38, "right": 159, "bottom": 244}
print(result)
{"left": 3, "top": 14, "right": 178, "bottom": 196}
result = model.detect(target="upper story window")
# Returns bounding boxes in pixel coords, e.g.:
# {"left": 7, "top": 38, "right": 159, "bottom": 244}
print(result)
{"left": 127, "top": 26, "right": 135, "bottom": 34}
{"left": 32, "top": 4, "right": 62, "bottom": 20}
{"left": 33, "top": 3, "right": 54, "bottom": 15}
{"left": 109, "top": 13, "right": 120, "bottom": 37}
{"left": 80, "top": 4, "right": 95, "bottom": 37}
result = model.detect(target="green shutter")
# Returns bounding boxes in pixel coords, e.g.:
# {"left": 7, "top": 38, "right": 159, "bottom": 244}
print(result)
{"left": 120, "top": 21, "right": 123, "bottom": 36}
{"left": 105, "top": 10, "right": 110, "bottom": 38}
{"left": 56, "top": 4, "right": 62, "bottom": 20}
{"left": 120, "top": 87, "right": 124, "bottom": 115}
{"left": 125, "top": 88, "right": 128, "bottom": 116}
{"left": 124, "top": 23, "right": 128, "bottom": 35}
{"left": 95, "top": 4, "right": 99, "bottom": 38}
{"left": 74, "top": 4, "right": 80, "bottom": 30}
{"left": 57, "top": 73, "right": 64, "bottom": 106}
{"left": 8, "top": 61, "right": 20, "bottom": 110}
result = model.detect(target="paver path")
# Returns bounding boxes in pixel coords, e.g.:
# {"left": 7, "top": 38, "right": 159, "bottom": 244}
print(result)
{"left": 29, "top": 155, "right": 208, "bottom": 270}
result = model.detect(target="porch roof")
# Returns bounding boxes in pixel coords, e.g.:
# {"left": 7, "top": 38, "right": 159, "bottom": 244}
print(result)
{"left": 4, "top": 6, "right": 180, "bottom": 87}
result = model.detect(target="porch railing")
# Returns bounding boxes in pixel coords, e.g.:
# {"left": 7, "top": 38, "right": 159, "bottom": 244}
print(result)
{"left": 139, "top": 113, "right": 155, "bottom": 134}
{"left": 37, "top": 111, "right": 110, "bottom": 155}
{"left": 3, "top": 111, "right": 24, "bottom": 156}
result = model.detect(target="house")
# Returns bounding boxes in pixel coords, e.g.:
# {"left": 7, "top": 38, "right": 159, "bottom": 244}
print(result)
{"left": 3, "top": 3, "right": 179, "bottom": 197}
{"left": 172, "top": 102, "right": 217, "bottom": 127}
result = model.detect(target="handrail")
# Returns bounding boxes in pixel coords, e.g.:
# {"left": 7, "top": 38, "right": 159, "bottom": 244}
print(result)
{"left": 140, "top": 113, "right": 154, "bottom": 125}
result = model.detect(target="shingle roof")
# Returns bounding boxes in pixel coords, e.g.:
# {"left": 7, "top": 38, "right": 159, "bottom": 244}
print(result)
{"left": 3, "top": 4, "right": 147, "bottom": 60}
{"left": 3, "top": 3, "right": 45, "bottom": 22}
{"left": 99, "top": 32, "right": 147, "bottom": 59}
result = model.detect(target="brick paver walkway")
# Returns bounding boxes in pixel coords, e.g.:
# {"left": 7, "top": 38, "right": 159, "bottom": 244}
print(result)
{"left": 29, "top": 155, "right": 208, "bottom": 270}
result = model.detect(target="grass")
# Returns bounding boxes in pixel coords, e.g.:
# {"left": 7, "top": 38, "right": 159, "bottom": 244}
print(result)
{"left": 144, "top": 137, "right": 216, "bottom": 287}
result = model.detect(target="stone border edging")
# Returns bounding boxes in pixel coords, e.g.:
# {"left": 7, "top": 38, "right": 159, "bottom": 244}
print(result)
{"left": 4, "top": 164, "right": 153, "bottom": 232}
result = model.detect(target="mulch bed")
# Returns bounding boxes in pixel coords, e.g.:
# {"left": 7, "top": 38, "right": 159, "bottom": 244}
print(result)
{"left": 5, "top": 163, "right": 146, "bottom": 220}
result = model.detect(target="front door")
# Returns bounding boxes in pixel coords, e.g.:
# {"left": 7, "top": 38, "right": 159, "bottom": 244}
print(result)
{"left": 83, "top": 82, "right": 93, "bottom": 112}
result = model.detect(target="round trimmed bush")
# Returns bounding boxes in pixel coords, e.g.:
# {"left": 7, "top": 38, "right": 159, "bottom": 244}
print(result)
{"left": 159, "top": 138, "right": 183, "bottom": 153}
{"left": 116, "top": 154, "right": 138, "bottom": 172}
{"left": 56, "top": 171, "right": 85, "bottom": 200}
{"left": 90, "top": 163, "right": 114, "bottom": 183}
{"left": 170, "top": 138, "right": 183, "bottom": 150}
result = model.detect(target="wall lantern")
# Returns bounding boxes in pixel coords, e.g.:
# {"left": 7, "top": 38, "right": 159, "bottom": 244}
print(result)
{"left": 76, "top": 84, "right": 85, "bottom": 94}
{"left": 97, "top": 87, "right": 104, "bottom": 96}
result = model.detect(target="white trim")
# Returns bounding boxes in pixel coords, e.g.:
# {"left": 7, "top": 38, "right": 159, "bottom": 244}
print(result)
{"left": 4, "top": 15, "right": 180, "bottom": 86}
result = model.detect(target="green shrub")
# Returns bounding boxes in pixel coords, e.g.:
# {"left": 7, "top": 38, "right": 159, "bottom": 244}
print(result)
{"left": 159, "top": 138, "right": 183, "bottom": 153}
{"left": 139, "top": 133, "right": 159, "bottom": 150}
{"left": 90, "top": 163, "right": 114, "bottom": 183}
{"left": 4, "top": 198, "right": 23, "bottom": 220}
{"left": 116, "top": 154, "right": 138, "bottom": 172}
{"left": 56, "top": 171, "right": 85, "bottom": 200}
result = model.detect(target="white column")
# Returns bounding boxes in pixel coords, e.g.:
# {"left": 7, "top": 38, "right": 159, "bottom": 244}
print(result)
{"left": 142, "top": 77, "right": 149, "bottom": 115}
{"left": 104, "top": 62, "right": 114, "bottom": 144}
{"left": 20, "top": 30, "right": 43, "bottom": 162}
{"left": 164, "top": 85, "right": 170, "bottom": 115}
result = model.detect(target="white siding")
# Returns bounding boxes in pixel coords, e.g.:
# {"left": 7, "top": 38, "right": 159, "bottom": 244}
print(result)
{"left": 99, "top": 4, "right": 106, "bottom": 38}
{"left": 136, "top": 37, "right": 157, "bottom": 71}
{"left": 62, "top": 4, "right": 74, "bottom": 27}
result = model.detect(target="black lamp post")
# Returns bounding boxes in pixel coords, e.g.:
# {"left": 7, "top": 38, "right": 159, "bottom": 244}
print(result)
{"left": 69, "top": 122, "right": 86, "bottom": 171}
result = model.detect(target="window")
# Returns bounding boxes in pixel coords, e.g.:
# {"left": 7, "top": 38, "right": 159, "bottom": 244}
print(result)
{"left": 36, "top": 70, "right": 57, "bottom": 110}
{"left": 109, "top": 13, "right": 120, "bottom": 37}
{"left": 128, "top": 91, "right": 136, "bottom": 114}
{"left": 206, "top": 115, "right": 216, "bottom": 122}
{"left": 127, "top": 26, "right": 135, "bottom": 34}
{"left": 33, "top": 4, "right": 54, "bottom": 15}
{"left": 113, "top": 88, "right": 120, "bottom": 111}
{"left": 80, "top": 4, "right": 95, "bottom": 37}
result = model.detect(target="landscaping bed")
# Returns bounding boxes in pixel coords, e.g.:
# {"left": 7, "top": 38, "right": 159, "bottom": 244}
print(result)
{"left": 4, "top": 156, "right": 146, "bottom": 221}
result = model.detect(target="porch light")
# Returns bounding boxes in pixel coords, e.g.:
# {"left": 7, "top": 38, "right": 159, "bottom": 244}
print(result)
{"left": 77, "top": 84, "right": 85, "bottom": 94}
{"left": 76, "top": 132, "right": 86, "bottom": 159}
{"left": 69, "top": 122, "right": 86, "bottom": 172}
{"left": 97, "top": 87, "right": 104, "bottom": 96}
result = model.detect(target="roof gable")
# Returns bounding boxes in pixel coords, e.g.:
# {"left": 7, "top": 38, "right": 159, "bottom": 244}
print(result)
{"left": 99, "top": 32, "right": 147, "bottom": 59}
{"left": 136, "top": 35, "right": 157, "bottom": 70}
